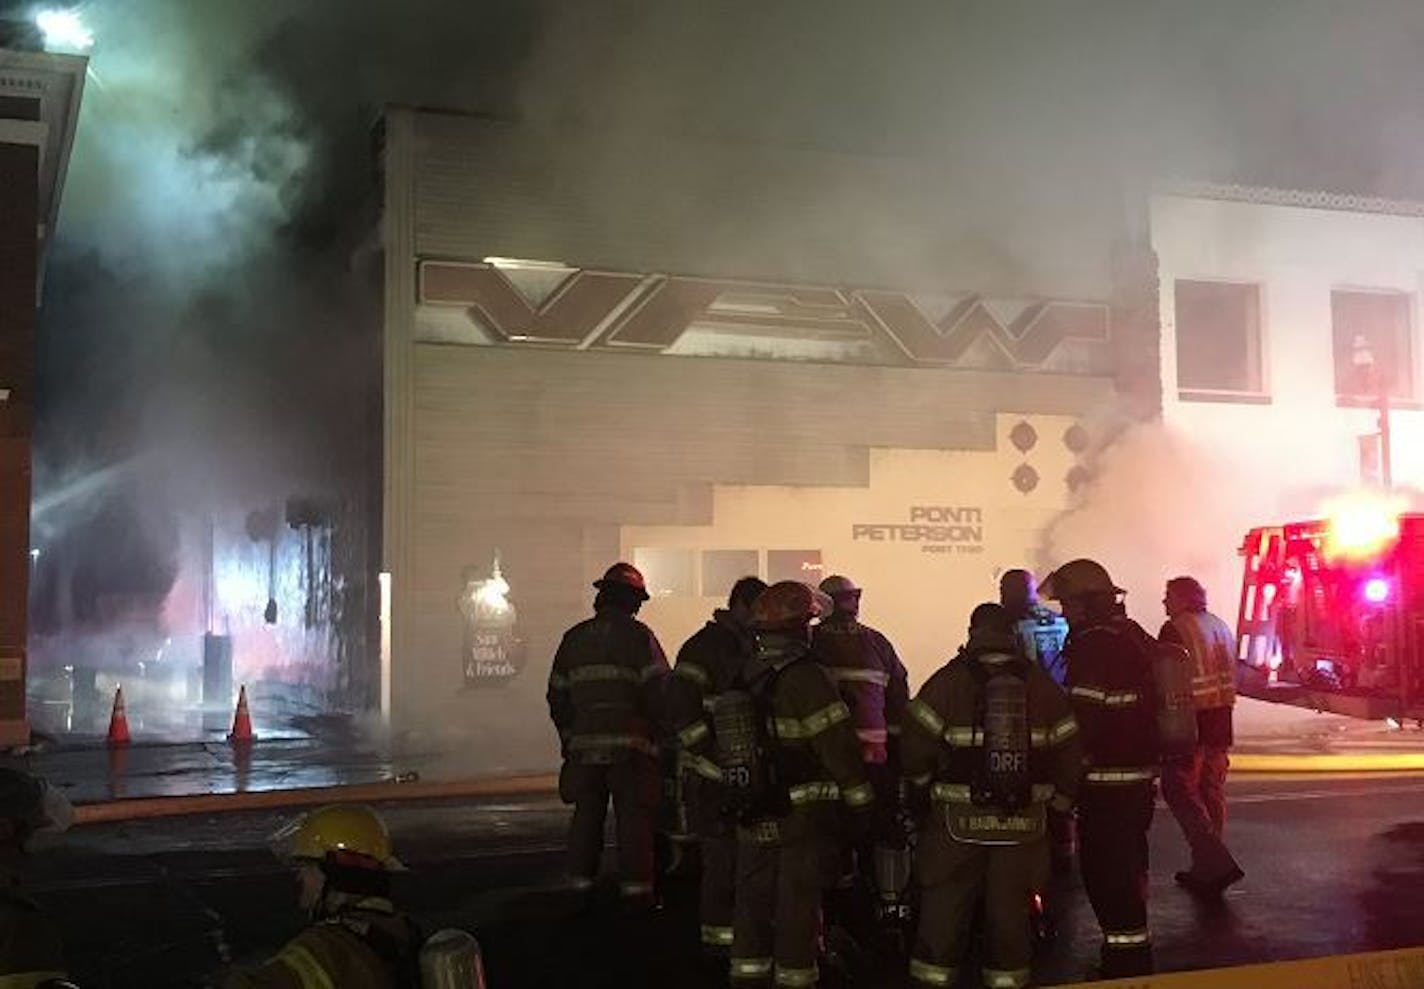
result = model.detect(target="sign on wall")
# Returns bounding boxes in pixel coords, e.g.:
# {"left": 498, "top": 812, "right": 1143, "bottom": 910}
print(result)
{"left": 458, "top": 556, "right": 525, "bottom": 686}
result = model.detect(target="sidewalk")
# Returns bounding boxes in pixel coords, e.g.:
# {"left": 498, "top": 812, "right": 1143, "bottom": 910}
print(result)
{"left": 1228, "top": 698, "right": 1424, "bottom": 770}
{"left": 3, "top": 717, "right": 559, "bottom": 808}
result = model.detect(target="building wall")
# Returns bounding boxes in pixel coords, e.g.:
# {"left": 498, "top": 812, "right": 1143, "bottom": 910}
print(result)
{"left": 1154, "top": 190, "right": 1424, "bottom": 497}
{"left": 0, "top": 141, "right": 37, "bottom": 743}
{"left": 400, "top": 346, "right": 1107, "bottom": 771}
{"left": 383, "top": 109, "right": 1134, "bottom": 772}
{"left": 625, "top": 415, "right": 1086, "bottom": 687}
{"left": 1151, "top": 189, "right": 1424, "bottom": 615}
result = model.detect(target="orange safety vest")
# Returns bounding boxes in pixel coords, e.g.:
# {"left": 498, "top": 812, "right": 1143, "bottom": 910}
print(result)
{"left": 1167, "top": 610, "right": 1237, "bottom": 710}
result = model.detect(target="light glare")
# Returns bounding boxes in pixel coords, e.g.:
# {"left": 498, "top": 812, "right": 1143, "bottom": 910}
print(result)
{"left": 35, "top": 9, "right": 94, "bottom": 52}
{"left": 1321, "top": 491, "right": 1405, "bottom": 562}
{"left": 1364, "top": 577, "right": 1391, "bottom": 604}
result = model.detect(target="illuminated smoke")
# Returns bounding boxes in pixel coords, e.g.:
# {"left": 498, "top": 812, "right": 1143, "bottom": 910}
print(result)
{"left": 22, "top": 0, "right": 1424, "bottom": 746}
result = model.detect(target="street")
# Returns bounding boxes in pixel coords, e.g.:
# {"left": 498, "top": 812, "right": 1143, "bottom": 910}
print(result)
{"left": 21, "top": 771, "right": 1424, "bottom": 988}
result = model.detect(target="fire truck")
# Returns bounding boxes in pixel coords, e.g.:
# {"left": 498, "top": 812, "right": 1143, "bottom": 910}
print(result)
{"left": 1236, "top": 497, "right": 1424, "bottom": 719}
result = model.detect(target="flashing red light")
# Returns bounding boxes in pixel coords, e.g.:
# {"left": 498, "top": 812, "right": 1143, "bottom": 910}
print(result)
{"left": 1321, "top": 492, "right": 1404, "bottom": 562}
{"left": 1364, "top": 578, "right": 1391, "bottom": 604}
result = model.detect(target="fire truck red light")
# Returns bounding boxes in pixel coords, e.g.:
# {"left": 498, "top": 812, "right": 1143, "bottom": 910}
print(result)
{"left": 1364, "top": 578, "right": 1390, "bottom": 603}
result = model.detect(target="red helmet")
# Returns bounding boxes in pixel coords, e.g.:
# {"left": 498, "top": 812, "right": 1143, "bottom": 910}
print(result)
{"left": 594, "top": 562, "right": 650, "bottom": 600}
{"left": 751, "top": 581, "right": 834, "bottom": 632}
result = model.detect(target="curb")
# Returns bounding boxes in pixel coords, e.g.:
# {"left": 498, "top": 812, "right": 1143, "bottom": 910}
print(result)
{"left": 1070, "top": 944, "right": 1424, "bottom": 987}
{"left": 72, "top": 772, "right": 559, "bottom": 826}
{"left": 1230, "top": 751, "right": 1424, "bottom": 773}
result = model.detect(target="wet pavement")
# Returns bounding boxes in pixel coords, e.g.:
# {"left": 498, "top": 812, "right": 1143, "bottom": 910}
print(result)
{"left": 18, "top": 772, "right": 1424, "bottom": 988}
{"left": 7, "top": 698, "right": 1424, "bottom": 809}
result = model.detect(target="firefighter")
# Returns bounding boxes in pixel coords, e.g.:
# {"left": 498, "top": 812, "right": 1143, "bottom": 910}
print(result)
{"left": 1041, "top": 559, "right": 1157, "bottom": 979}
{"left": 812, "top": 575, "right": 910, "bottom": 945}
{"left": 999, "top": 569, "right": 1074, "bottom": 877}
{"left": 668, "top": 575, "right": 769, "bottom": 958}
{"left": 999, "top": 570, "right": 1069, "bottom": 688}
{"left": 813, "top": 575, "right": 909, "bottom": 793}
{"left": 222, "top": 804, "right": 418, "bottom": 989}
{"left": 731, "top": 581, "right": 875, "bottom": 989}
{"left": 1159, "top": 576, "right": 1245, "bottom": 897}
{"left": 902, "top": 603, "right": 1080, "bottom": 989}
{"left": 0, "top": 768, "right": 72, "bottom": 987}
{"left": 547, "top": 561, "right": 671, "bottom": 904}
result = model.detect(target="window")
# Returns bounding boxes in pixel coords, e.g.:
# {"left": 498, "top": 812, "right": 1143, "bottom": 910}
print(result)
{"left": 0, "top": 96, "right": 41, "bottom": 122}
{"left": 1174, "top": 280, "right": 1265, "bottom": 398}
{"left": 701, "top": 550, "right": 760, "bottom": 598}
{"left": 632, "top": 548, "right": 695, "bottom": 597}
{"left": 1332, "top": 290, "right": 1414, "bottom": 404}
{"left": 767, "top": 550, "right": 823, "bottom": 584}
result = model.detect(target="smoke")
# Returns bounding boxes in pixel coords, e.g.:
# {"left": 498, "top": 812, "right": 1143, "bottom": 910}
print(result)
{"left": 1039, "top": 422, "right": 1261, "bottom": 630}
{"left": 1041, "top": 418, "right": 1424, "bottom": 634}
{"left": 20, "top": 0, "right": 1424, "bottom": 731}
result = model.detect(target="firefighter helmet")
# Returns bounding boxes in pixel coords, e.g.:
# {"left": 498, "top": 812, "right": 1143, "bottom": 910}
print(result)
{"left": 819, "top": 574, "right": 861, "bottom": 598}
{"left": 593, "top": 562, "right": 650, "bottom": 601}
{"left": 275, "top": 804, "right": 404, "bottom": 871}
{"left": 752, "top": 581, "right": 834, "bottom": 632}
{"left": 1040, "top": 559, "right": 1124, "bottom": 601}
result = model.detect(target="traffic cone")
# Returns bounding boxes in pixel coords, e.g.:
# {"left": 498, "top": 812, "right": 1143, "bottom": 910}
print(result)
{"left": 227, "top": 684, "right": 256, "bottom": 745}
{"left": 106, "top": 686, "right": 131, "bottom": 746}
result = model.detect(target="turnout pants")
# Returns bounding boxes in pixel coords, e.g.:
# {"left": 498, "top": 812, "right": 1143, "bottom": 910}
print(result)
{"left": 1078, "top": 781, "right": 1155, "bottom": 977}
{"left": 1162, "top": 746, "right": 1239, "bottom": 883}
{"left": 909, "top": 826, "right": 1043, "bottom": 989}
{"left": 701, "top": 829, "right": 738, "bottom": 950}
{"left": 730, "top": 824, "right": 838, "bottom": 988}
{"left": 563, "top": 752, "right": 661, "bottom": 898}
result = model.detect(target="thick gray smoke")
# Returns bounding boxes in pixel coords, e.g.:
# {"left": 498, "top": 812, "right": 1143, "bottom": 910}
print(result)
{"left": 23, "top": 0, "right": 1424, "bottom": 739}
{"left": 1040, "top": 422, "right": 1262, "bottom": 629}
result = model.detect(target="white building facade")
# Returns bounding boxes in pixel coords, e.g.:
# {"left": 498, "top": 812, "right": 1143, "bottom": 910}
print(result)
{"left": 1150, "top": 184, "right": 1424, "bottom": 611}
{"left": 378, "top": 108, "right": 1152, "bottom": 770}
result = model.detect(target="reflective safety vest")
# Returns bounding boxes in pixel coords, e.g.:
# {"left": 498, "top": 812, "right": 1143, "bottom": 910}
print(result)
{"left": 1164, "top": 610, "right": 1237, "bottom": 710}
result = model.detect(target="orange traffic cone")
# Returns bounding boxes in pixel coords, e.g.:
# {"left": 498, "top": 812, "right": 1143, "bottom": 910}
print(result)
{"left": 106, "top": 686, "right": 131, "bottom": 746}
{"left": 228, "top": 684, "right": 256, "bottom": 745}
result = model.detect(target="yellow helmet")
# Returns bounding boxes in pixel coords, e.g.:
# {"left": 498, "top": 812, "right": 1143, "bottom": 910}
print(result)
{"left": 274, "top": 804, "right": 404, "bottom": 872}
{"left": 1040, "top": 558, "right": 1124, "bottom": 601}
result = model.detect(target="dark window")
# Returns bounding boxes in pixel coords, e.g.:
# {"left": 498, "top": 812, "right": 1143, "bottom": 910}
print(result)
{"left": 632, "top": 548, "right": 695, "bottom": 598}
{"left": 1332, "top": 290, "right": 1414, "bottom": 403}
{"left": 0, "top": 96, "right": 40, "bottom": 122}
{"left": 700, "top": 550, "right": 759, "bottom": 598}
{"left": 1175, "top": 280, "right": 1264, "bottom": 397}
{"left": 767, "top": 550, "right": 823, "bottom": 584}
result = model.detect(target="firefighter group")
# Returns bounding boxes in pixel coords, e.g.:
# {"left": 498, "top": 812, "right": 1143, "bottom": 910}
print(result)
{"left": 546, "top": 558, "right": 1244, "bottom": 988}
